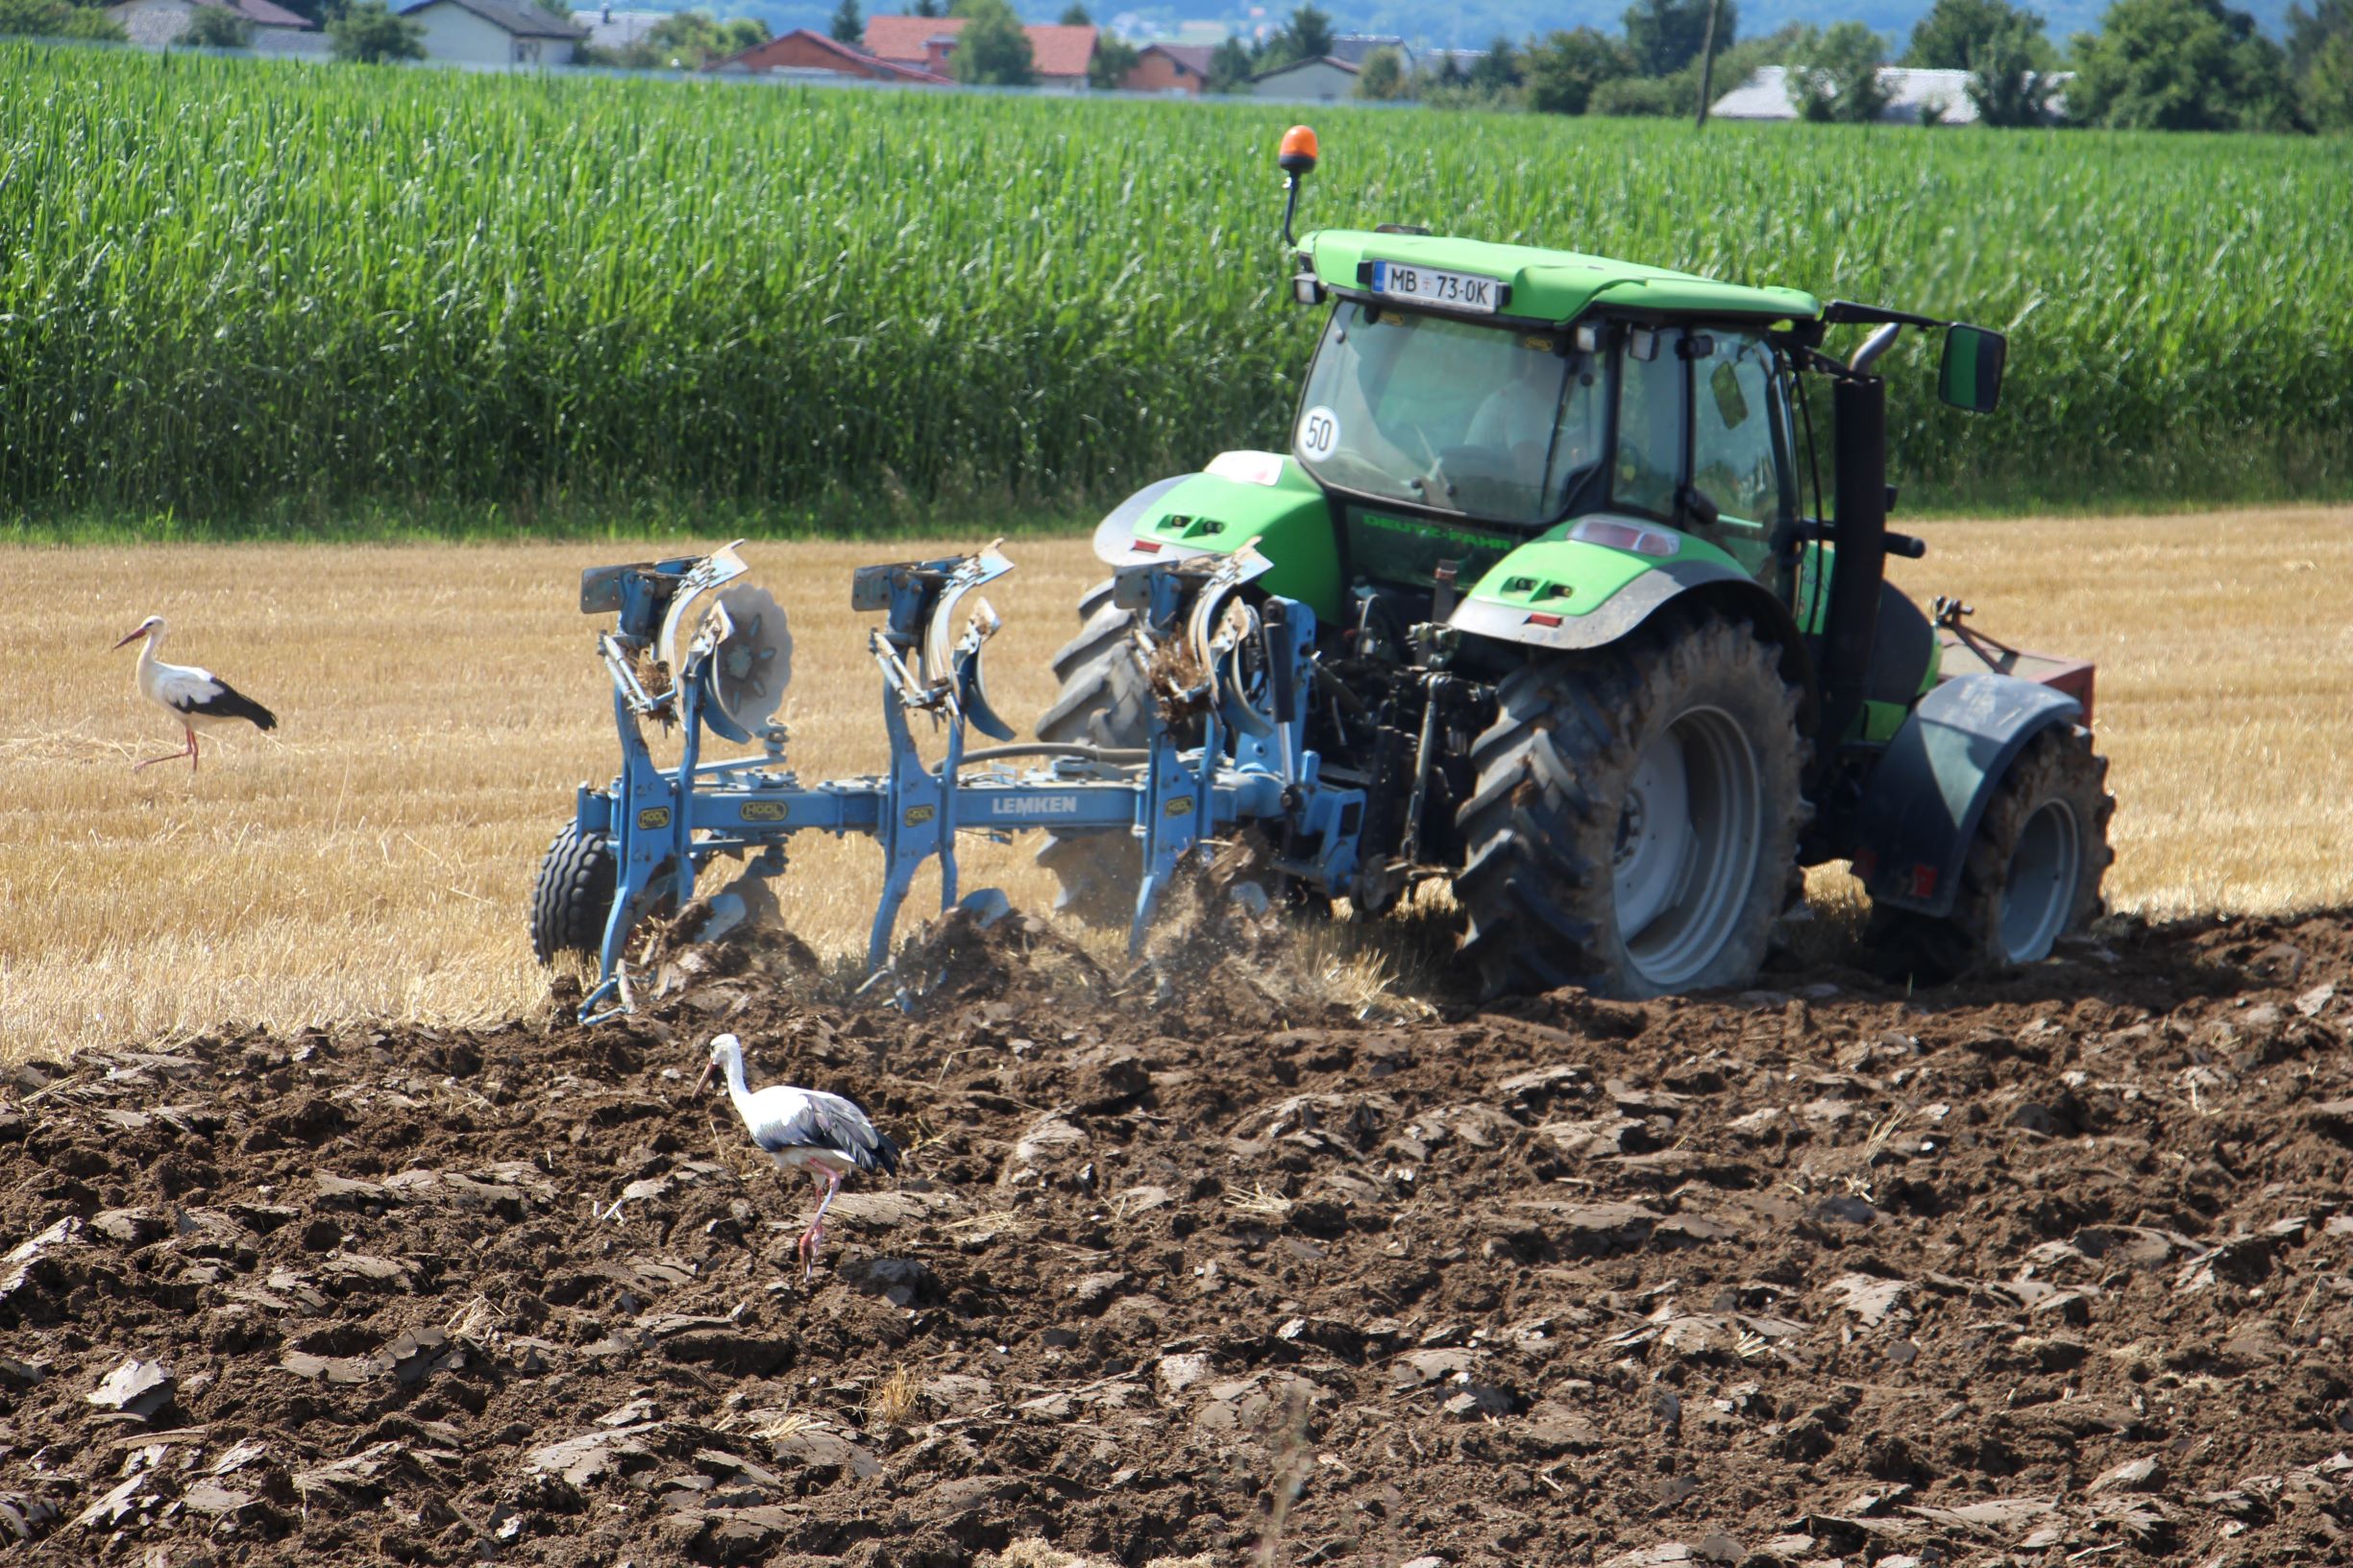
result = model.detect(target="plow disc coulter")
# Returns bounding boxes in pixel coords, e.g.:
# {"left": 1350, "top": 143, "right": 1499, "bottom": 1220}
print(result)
{"left": 538, "top": 542, "right": 1364, "bottom": 1022}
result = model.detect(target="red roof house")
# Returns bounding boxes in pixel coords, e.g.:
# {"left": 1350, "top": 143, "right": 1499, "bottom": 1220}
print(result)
{"left": 713, "top": 28, "right": 950, "bottom": 82}
{"left": 1123, "top": 41, "right": 1214, "bottom": 94}
{"left": 861, "top": 15, "right": 1098, "bottom": 88}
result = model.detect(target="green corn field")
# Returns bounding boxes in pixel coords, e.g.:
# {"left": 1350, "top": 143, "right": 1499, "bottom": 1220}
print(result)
{"left": 2, "top": 42, "right": 2346, "bottom": 532}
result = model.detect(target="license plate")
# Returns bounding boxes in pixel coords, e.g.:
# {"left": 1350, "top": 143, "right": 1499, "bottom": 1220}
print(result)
{"left": 1368, "top": 260, "right": 1502, "bottom": 314}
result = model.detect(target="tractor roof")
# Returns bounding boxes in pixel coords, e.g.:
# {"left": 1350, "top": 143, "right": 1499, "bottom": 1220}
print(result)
{"left": 1305, "top": 231, "right": 1824, "bottom": 326}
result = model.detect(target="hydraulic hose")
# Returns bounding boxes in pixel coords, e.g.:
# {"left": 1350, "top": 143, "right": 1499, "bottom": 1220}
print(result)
{"left": 958, "top": 743, "right": 1150, "bottom": 766}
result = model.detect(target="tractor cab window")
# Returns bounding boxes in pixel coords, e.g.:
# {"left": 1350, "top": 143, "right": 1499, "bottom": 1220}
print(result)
{"left": 1294, "top": 301, "right": 1604, "bottom": 527}
{"left": 1613, "top": 327, "right": 1685, "bottom": 520}
{"left": 1689, "top": 331, "right": 1792, "bottom": 585}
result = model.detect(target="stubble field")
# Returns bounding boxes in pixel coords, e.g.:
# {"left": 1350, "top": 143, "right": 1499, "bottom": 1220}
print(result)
{"left": 2, "top": 504, "right": 2350, "bottom": 1066}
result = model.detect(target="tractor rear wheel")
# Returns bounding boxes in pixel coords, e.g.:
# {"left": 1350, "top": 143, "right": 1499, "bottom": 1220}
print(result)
{"left": 1874, "top": 727, "right": 2113, "bottom": 975}
{"left": 530, "top": 823, "right": 617, "bottom": 964}
{"left": 1454, "top": 613, "right": 1808, "bottom": 999}
{"left": 1034, "top": 580, "right": 1153, "bottom": 923}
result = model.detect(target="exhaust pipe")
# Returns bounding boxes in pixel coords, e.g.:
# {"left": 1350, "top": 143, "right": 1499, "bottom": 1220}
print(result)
{"left": 1818, "top": 374, "right": 1888, "bottom": 753}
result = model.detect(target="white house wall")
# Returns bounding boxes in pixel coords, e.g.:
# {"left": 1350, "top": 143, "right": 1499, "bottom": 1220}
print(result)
{"left": 1252, "top": 61, "right": 1356, "bottom": 102}
{"left": 409, "top": 4, "right": 573, "bottom": 67}
{"left": 108, "top": 0, "right": 194, "bottom": 49}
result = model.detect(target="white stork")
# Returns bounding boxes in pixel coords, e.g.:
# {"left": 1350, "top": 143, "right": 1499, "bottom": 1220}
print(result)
{"left": 698, "top": 1033, "right": 902, "bottom": 1280}
{"left": 112, "top": 616, "right": 278, "bottom": 772}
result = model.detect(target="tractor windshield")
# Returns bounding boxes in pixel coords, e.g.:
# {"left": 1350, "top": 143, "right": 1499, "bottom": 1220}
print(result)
{"left": 1293, "top": 302, "right": 1604, "bottom": 526}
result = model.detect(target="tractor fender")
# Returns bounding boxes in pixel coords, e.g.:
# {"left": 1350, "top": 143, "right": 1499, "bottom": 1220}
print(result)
{"left": 1090, "top": 453, "right": 1344, "bottom": 622}
{"left": 1449, "top": 539, "right": 1815, "bottom": 718}
{"left": 1090, "top": 473, "right": 1200, "bottom": 566}
{"left": 1850, "top": 673, "right": 2084, "bottom": 919}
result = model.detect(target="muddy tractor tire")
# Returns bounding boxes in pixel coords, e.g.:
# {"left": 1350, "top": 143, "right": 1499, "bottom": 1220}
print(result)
{"left": 1874, "top": 727, "right": 2114, "bottom": 977}
{"left": 1034, "top": 580, "right": 1154, "bottom": 924}
{"left": 530, "top": 823, "right": 617, "bottom": 965}
{"left": 1454, "top": 612, "right": 1809, "bottom": 999}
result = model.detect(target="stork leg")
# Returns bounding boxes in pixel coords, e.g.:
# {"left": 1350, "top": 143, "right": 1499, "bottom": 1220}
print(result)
{"left": 795, "top": 1168, "right": 826, "bottom": 1280}
{"left": 135, "top": 727, "right": 199, "bottom": 772}
{"left": 800, "top": 1169, "right": 845, "bottom": 1281}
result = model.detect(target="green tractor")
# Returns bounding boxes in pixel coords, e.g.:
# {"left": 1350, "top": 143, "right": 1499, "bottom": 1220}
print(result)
{"left": 1038, "top": 125, "right": 2112, "bottom": 997}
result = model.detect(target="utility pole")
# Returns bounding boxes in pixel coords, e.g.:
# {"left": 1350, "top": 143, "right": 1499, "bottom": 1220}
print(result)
{"left": 1694, "top": 0, "right": 1723, "bottom": 127}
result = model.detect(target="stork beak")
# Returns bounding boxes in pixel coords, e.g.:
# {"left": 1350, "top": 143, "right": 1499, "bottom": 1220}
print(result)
{"left": 111, "top": 626, "right": 149, "bottom": 650}
{"left": 695, "top": 1062, "right": 716, "bottom": 1094}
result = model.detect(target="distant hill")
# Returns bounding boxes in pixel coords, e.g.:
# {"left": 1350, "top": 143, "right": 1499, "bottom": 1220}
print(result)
{"left": 1286, "top": 0, "right": 2296, "bottom": 51}
{"left": 1142, "top": 0, "right": 2302, "bottom": 51}
{"left": 587, "top": 0, "right": 2300, "bottom": 61}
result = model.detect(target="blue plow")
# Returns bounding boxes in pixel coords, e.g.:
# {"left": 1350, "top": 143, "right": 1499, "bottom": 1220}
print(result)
{"left": 559, "top": 542, "right": 1365, "bottom": 1024}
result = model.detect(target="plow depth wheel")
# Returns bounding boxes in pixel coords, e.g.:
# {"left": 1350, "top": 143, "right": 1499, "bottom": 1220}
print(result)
{"left": 530, "top": 824, "right": 617, "bottom": 964}
{"left": 1455, "top": 613, "right": 1809, "bottom": 999}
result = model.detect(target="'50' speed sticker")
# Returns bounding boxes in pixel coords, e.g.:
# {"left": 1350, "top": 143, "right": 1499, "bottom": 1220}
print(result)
{"left": 1298, "top": 405, "right": 1340, "bottom": 463}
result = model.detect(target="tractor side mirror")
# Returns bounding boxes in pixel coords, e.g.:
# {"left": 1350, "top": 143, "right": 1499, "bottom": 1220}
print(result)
{"left": 1938, "top": 324, "right": 2006, "bottom": 414}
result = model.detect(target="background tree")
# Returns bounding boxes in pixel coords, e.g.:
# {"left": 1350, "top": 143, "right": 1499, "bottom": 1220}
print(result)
{"left": 1469, "top": 32, "right": 1520, "bottom": 88}
{"left": 1591, "top": 73, "right": 1681, "bottom": 111}
{"left": 1355, "top": 42, "right": 1408, "bottom": 97}
{"left": 907, "top": 0, "right": 942, "bottom": 17}
{"left": 1089, "top": 28, "right": 1139, "bottom": 86}
{"left": 1206, "top": 33, "right": 1253, "bottom": 89}
{"left": 1056, "top": 1, "right": 1086, "bottom": 19}
{"left": 1623, "top": 0, "right": 1731, "bottom": 76}
{"left": 0, "top": 0, "right": 126, "bottom": 37}
{"left": 1598, "top": 19, "right": 1798, "bottom": 115}
{"left": 2070, "top": 0, "right": 2295, "bottom": 129}
{"left": 182, "top": 3, "right": 256, "bottom": 44}
{"left": 828, "top": 0, "right": 861, "bottom": 44}
{"left": 639, "top": 11, "right": 765, "bottom": 65}
{"left": 329, "top": 0, "right": 425, "bottom": 61}
{"left": 2299, "top": 30, "right": 2353, "bottom": 123}
{"left": 1903, "top": 0, "right": 2036, "bottom": 67}
{"left": 1787, "top": 20, "right": 1889, "bottom": 121}
{"left": 1526, "top": 27, "right": 1631, "bottom": 112}
{"left": 2287, "top": 0, "right": 2353, "bottom": 125}
{"left": 948, "top": 0, "right": 1032, "bottom": 84}
{"left": 1967, "top": 12, "right": 2064, "bottom": 122}
{"left": 1281, "top": 3, "right": 1333, "bottom": 62}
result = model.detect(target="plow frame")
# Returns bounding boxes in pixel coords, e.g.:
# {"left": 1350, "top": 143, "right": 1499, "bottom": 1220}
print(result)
{"left": 568, "top": 545, "right": 1364, "bottom": 1023}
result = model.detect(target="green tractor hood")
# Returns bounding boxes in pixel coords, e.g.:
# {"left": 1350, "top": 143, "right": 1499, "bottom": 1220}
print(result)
{"left": 1092, "top": 453, "right": 1344, "bottom": 620}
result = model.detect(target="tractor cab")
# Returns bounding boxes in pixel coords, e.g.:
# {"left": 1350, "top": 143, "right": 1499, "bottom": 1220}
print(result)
{"left": 1287, "top": 262, "right": 1802, "bottom": 612}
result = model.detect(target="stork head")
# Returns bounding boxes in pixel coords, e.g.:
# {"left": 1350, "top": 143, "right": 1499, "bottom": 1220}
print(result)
{"left": 111, "top": 615, "right": 164, "bottom": 651}
{"left": 696, "top": 1032, "right": 743, "bottom": 1094}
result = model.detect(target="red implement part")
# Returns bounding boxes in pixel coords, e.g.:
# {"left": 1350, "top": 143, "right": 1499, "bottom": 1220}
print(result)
{"left": 1936, "top": 628, "right": 2096, "bottom": 727}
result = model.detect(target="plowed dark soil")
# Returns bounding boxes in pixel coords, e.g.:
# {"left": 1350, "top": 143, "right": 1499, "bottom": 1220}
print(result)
{"left": 9, "top": 909, "right": 2353, "bottom": 1567}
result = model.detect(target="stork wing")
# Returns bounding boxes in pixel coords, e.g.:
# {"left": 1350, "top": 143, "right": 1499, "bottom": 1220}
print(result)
{"left": 156, "top": 665, "right": 224, "bottom": 712}
{"left": 760, "top": 1090, "right": 898, "bottom": 1174}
